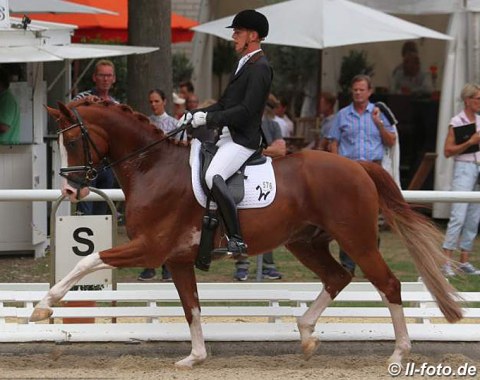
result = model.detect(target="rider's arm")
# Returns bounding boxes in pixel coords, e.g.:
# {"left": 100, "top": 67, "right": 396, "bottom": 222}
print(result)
{"left": 206, "top": 64, "right": 272, "bottom": 129}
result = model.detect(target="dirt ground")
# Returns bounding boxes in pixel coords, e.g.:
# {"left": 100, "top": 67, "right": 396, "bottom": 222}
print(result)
{"left": 0, "top": 341, "right": 479, "bottom": 379}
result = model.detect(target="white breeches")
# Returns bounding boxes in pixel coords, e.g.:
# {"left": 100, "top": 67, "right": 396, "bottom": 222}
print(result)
{"left": 205, "top": 127, "right": 256, "bottom": 189}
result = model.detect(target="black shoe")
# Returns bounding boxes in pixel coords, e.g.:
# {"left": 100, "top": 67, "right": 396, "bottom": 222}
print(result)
{"left": 137, "top": 268, "right": 156, "bottom": 281}
{"left": 161, "top": 268, "right": 172, "bottom": 282}
{"left": 211, "top": 237, "right": 248, "bottom": 260}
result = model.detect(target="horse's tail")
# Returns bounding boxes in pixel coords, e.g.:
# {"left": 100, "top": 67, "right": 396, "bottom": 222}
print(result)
{"left": 358, "top": 161, "right": 463, "bottom": 323}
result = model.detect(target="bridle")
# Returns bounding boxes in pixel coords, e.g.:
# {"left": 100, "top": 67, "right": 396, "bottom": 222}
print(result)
{"left": 58, "top": 107, "right": 188, "bottom": 189}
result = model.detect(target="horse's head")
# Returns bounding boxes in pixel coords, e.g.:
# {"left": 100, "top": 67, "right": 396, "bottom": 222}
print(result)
{"left": 48, "top": 101, "right": 109, "bottom": 203}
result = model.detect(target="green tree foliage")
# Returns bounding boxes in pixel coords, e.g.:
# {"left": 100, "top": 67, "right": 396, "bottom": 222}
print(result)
{"left": 172, "top": 52, "right": 194, "bottom": 88}
{"left": 212, "top": 40, "right": 237, "bottom": 95}
{"left": 263, "top": 45, "right": 318, "bottom": 116}
{"left": 338, "top": 50, "right": 374, "bottom": 95}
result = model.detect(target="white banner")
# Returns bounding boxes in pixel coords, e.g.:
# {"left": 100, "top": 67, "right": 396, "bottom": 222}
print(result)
{"left": 0, "top": 0, "right": 10, "bottom": 30}
{"left": 55, "top": 215, "right": 113, "bottom": 286}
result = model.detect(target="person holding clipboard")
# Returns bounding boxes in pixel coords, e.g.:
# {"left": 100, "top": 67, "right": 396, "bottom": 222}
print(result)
{"left": 442, "top": 83, "right": 480, "bottom": 276}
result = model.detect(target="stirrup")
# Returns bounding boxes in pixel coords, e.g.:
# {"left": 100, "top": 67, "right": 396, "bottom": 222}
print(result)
{"left": 211, "top": 238, "right": 248, "bottom": 260}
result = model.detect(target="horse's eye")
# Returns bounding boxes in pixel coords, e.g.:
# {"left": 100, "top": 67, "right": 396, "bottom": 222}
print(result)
{"left": 66, "top": 140, "right": 76, "bottom": 148}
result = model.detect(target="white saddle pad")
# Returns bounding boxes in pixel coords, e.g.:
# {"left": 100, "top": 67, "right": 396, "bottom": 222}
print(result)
{"left": 189, "top": 139, "right": 276, "bottom": 209}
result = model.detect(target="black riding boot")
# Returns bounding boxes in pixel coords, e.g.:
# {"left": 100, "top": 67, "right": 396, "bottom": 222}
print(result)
{"left": 210, "top": 175, "right": 248, "bottom": 260}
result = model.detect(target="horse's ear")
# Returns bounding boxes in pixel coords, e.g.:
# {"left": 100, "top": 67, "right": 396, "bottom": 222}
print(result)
{"left": 57, "top": 102, "right": 75, "bottom": 122}
{"left": 45, "top": 105, "right": 60, "bottom": 119}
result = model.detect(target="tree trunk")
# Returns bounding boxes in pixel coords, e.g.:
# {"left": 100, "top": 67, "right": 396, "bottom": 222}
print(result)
{"left": 127, "top": 1, "right": 172, "bottom": 114}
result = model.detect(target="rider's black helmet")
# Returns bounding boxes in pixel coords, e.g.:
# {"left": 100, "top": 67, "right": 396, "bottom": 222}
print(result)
{"left": 227, "top": 9, "right": 269, "bottom": 39}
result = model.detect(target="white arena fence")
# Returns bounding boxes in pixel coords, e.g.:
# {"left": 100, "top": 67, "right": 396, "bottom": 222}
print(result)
{"left": 0, "top": 281, "right": 479, "bottom": 343}
{"left": 1, "top": 189, "right": 480, "bottom": 203}
{"left": 0, "top": 189, "right": 479, "bottom": 343}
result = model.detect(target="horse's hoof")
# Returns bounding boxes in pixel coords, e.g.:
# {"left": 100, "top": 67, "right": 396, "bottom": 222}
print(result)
{"left": 301, "top": 337, "right": 320, "bottom": 360}
{"left": 29, "top": 307, "right": 53, "bottom": 322}
{"left": 174, "top": 354, "right": 206, "bottom": 369}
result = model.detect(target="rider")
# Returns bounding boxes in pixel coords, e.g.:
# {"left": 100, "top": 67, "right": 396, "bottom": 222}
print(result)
{"left": 178, "top": 9, "right": 273, "bottom": 259}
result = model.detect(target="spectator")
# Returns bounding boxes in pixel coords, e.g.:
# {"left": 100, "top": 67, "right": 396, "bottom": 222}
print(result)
{"left": 138, "top": 89, "right": 190, "bottom": 282}
{"left": 391, "top": 41, "right": 432, "bottom": 95}
{"left": 328, "top": 74, "right": 396, "bottom": 276}
{"left": 148, "top": 89, "right": 187, "bottom": 140}
{"left": 73, "top": 59, "right": 118, "bottom": 216}
{"left": 274, "top": 96, "right": 294, "bottom": 137}
{"left": 306, "top": 91, "right": 336, "bottom": 151}
{"left": 0, "top": 67, "right": 20, "bottom": 145}
{"left": 268, "top": 94, "right": 291, "bottom": 137}
{"left": 442, "top": 83, "right": 480, "bottom": 277}
{"left": 234, "top": 100, "right": 286, "bottom": 281}
{"left": 186, "top": 95, "right": 200, "bottom": 111}
{"left": 172, "top": 92, "right": 186, "bottom": 120}
{"left": 179, "top": 80, "right": 195, "bottom": 100}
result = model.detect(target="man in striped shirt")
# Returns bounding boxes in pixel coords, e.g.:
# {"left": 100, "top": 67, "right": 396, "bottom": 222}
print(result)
{"left": 73, "top": 59, "right": 118, "bottom": 216}
{"left": 327, "top": 74, "right": 396, "bottom": 276}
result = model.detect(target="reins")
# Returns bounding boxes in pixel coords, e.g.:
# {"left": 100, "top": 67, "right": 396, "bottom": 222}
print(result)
{"left": 104, "top": 124, "right": 188, "bottom": 169}
{"left": 58, "top": 105, "right": 188, "bottom": 187}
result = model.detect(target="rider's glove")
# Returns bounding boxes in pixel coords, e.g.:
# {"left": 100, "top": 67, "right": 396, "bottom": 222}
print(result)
{"left": 192, "top": 112, "right": 207, "bottom": 129}
{"left": 177, "top": 112, "right": 192, "bottom": 128}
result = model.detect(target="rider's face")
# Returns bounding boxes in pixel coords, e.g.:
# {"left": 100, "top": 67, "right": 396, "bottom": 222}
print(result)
{"left": 232, "top": 28, "right": 256, "bottom": 55}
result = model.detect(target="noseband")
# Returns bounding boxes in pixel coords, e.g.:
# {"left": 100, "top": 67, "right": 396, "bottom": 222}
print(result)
{"left": 58, "top": 107, "right": 188, "bottom": 189}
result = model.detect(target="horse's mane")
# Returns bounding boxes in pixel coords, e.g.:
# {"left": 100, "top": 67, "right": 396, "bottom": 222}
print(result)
{"left": 67, "top": 98, "right": 189, "bottom": 147}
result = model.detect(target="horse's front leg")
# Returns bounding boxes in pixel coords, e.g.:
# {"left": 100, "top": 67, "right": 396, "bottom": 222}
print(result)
{"left": 29, "top": 252, "right": 113, "bottom": 321}
{"left": 168, "top": 261, "right": 207, "bottom": 369}
{"left": 29, "top": 239, "right": 146, "bottom": 322}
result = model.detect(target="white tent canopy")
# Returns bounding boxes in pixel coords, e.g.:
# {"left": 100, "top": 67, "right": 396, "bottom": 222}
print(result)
{"left": 355, "top": 0, "right": 480, "bottom": 14}
{"left": 193, "top": 0, "right": 451, "bottom": 49}
{"left": 0, "top": 18, "right": 157, "bottom": 63}
{"left": 9, "top": 0, "right": 116, "bottom": 14}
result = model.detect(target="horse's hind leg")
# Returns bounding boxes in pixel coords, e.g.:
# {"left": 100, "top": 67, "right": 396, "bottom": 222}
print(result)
{"left": 352, "top": 251, "right": 411, "bottom": 365}
{"left": 286, "top": 233, "right": 352, "bottom": 360}
{"left": 168, "top": 261, "right": 207, "bottom": 369}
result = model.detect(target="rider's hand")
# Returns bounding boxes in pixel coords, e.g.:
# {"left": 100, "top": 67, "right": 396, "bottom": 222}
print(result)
{"left": 177, "top": 112, "right": 193, "bottom": 128}
{"left": 192, "top": 112, "right": 207, "bottom": 128}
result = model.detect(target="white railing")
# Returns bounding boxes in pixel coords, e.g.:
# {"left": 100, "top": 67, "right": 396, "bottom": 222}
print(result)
{"left": 1, "top": 282, "right": 479, "bottom": 343}
{"left": 0, "top": 190, "right": 479, "bottom": 343}
{"left": 0, "top": 189, "right": 480, "bottom": 203}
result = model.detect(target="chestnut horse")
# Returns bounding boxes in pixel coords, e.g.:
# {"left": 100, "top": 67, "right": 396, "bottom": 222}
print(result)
{"left": 31, "top": 100, "right": 462, "bottom": 368}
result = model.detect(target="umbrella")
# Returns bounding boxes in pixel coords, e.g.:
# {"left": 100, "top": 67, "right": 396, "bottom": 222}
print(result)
{"left": 30, "top": 0, "right": 199, "bottom": 43}
{"left": 8, "top": 0, "right": 117, "bottom": 14}
{"left": 0, "top": 18, "right": 158, "bottom": 63}
{"left": 192, "top": 0, "right": 451, "bottom": 49}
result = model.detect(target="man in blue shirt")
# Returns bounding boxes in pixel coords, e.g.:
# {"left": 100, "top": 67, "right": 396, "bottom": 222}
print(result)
{"left": 328, "top": 74, "right": 396, "bottom": 276}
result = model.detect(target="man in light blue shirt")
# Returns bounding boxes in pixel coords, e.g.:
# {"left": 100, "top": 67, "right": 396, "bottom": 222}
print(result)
{"left": 328, "top": 74, "right": 396, "bottom": 276}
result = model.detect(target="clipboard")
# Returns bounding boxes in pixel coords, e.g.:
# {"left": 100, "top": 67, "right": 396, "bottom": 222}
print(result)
{"left": 453, "top": 123, "right": 479, "bottom": 154}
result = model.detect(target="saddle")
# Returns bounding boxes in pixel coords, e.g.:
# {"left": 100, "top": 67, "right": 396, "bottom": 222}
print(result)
{"left": 196, "top": 141, "right": 266, "bottom": 271}
{"left": 199, "top": 141, "right": 266, "bottom": 204}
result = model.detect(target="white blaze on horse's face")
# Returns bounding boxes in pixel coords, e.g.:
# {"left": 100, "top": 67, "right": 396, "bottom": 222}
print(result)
{"left": 59, "top": 133, "right": 90, "bottom": 202}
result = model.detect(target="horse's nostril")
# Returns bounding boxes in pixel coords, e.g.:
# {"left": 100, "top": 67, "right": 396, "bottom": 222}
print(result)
{"left": 66, "top": 189, "right": 74, "bottom": 195}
